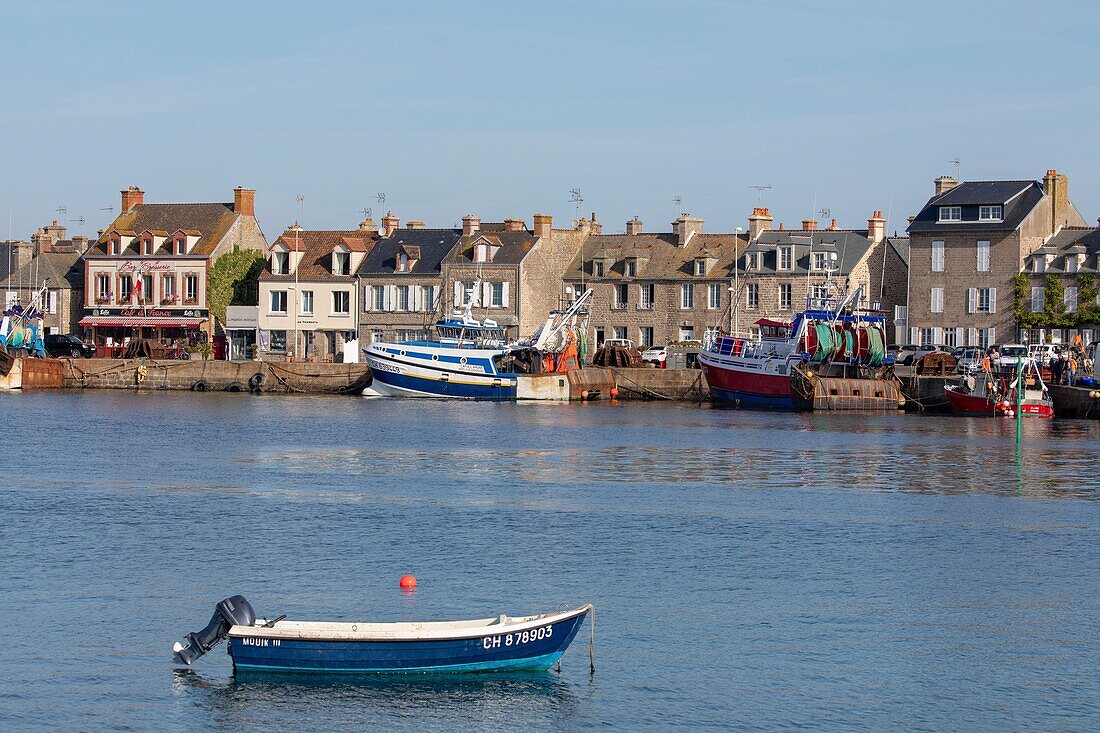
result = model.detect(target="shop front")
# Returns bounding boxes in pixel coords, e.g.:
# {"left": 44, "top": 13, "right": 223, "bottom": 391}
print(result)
{"left": 79, "top": 308, "right": 208, "bottom": 358}
{"left": 225, "top": 305, "right": 258, "bottom": 361}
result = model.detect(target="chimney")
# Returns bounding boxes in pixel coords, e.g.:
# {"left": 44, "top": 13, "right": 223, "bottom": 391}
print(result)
{"left": 801, "top": 219, "right": 818, "bottom": 232}
{"left": 233, "top": 186, "right": 256, "bottom": 217}
{"left": 13, "top": 240, "right": 34, "bottom": 270}
{"left": 462, "top": 215, "right": 480, "bottom": 237}
{"left": 503, "top": 218, "right": 525, "bottom": 232}
{"left": 778, "top": 223, "right": 785, "bottom": 231}
{"left": 382, "top": 212, "right": 400, "bottom": 237}
{"left": 406, "top": 220, "right": 426, "bottom": 230}
{"left": 626, "top": 217, "right": 643, "bottom": 236}
{"left": 358, "top": 217, "right": 378, "bottom": 234}
{"left": 71, "top": 235, "right": 91, "bottom": 253}
{"left": 828, "top": 218, "right": 839, "bottom": 231}
{"left": 533, "top": 213, "right": 552, "bottom": 239}
{"left": 121, "top": 186, "right": 144, "bottom": 212}
{"left": 673, "top": 214, "right": 703, "bottom": 246}
{"left": 934, "top": 176, "right": 958, "bottom": 196}
{"left": 576, "top": 217, "right": 591, "bottom": 234}
{"left": 44, "top": 220, "right": 67, "bottom": 246}
{"left": 748, "top": 207, "right": 773, "bottom": 241}
{"left": 867, "top": 210, "right": 886, "bottom": 244}
{"left": 1043, "top": 168, "right": 1070, "bottom": 234}
{"left": 589, "top": 213, "right": 601, "bottom": 235}
{"left": 31, "top": 228, "right": 51, "bottom": 252}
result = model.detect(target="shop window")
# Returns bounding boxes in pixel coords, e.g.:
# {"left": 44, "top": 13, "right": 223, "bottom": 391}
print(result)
{"left": 270, "top": 329, "right": 287, "bottom": 352}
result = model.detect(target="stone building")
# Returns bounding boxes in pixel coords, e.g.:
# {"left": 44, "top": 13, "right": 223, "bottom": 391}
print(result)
{"left": 739, "top": 209, "right": 908, "bottom": 341}
{"left": 441, "top": 213, "right": 586, "bottom": 340}
{"left": 258, "top": 221, "right": 376, "bottom": 361}
{"left": 907, "top": 170, "right": 1086, "bottom": 349}
{"left": 1020, "top": 225, "right": 1100, "bottom": 346}
{"left": 1, "top": 221, "right": 90, "bottom": 335}
{"left": 82, "top": 186, "right": 268, "bottom": 354}
{"left": 357, "top": 215, "right": 462, "bottom": 344}
{"left": 562, "top": 214, "right": 746, "bottom": 348}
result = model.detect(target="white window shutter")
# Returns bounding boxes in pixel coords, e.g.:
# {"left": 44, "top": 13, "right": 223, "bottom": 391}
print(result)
{"left": 989, "top": 327, "right": 996, "bottom": 344}
{"left": 910, "top": 326, "right": 919, "bottom": 344}
{"left": 968, "top": 328, "right": 978, "bottom": 346}
{"left": 502, "top": 281, "right": 510, "bottom": 307}
{"left": 481, "top": 282, "right": 490, "bottom": 307}
{"left": 989, "top": 288, "right": 997, "bottom": 314}
{"left": 387, "top": 285, "right": 396, "bottom": 311}
{"left": 453, "top": 281, "right": 462, "bottom": 307}
{"left": 967, "top": 287, "right": 977, "bottom": 313}
{"left": 933, "top": 327, "right": 943, "bottom": 343}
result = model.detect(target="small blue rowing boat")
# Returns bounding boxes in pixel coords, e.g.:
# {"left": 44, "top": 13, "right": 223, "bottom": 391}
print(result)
{"left": 173, "top": 596, "right": 594, "bottom": 675}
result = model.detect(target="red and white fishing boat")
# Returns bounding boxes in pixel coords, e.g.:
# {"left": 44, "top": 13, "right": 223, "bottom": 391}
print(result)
{"left": 698, "top": 287, "right": 902, "bottom": 411}
{"left": 945, "top": 360, "right": 1053, "bottom": 418}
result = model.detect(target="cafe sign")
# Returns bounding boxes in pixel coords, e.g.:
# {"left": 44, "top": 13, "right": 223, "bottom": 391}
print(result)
{"left": 116, "top": 261, "right": 176, "bottom": 273}
{"left": 90, "top": 307, "right": 208, "bottom": 318}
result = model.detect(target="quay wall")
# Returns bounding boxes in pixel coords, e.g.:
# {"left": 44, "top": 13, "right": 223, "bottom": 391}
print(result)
{"left": 1049, "top": 384, "right": 1100, "bottom": 418}
{"left": 609, "top": 367, "right": 708, "bottom": 401}
{"left": 59, "top": 358, "right": 372, "bottom": 394}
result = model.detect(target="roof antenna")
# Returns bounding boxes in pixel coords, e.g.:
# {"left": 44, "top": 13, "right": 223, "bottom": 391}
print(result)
{"left": 360, "top": 207, "right": 373, "bottom": 220}
{"left": 375, "top": 193, "right": 386, "bottom": 209}
{"left": 55, "top": 205, "right": 67, "bottom": 218}
{"left": 950, "top": 158, "right": 961, "bottom": 181}
{"left": 673, "top": 195, "right": 684, "bottom": 216}
{"left": 569, "top": 188, "right": 584, "bottom": 225}
{"left": 71, "top": 217, "right": 85, "bottom": 225}
{"left": 749, "top": 185, "right": 772, "bottom": 205}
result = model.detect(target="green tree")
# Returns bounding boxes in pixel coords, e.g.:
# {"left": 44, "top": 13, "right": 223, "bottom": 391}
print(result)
{"left": 207, "top": 248, "right": 265, "bottom": 326}
{"left": 1077, "top": 273, "right": 1098, "bottom": 326}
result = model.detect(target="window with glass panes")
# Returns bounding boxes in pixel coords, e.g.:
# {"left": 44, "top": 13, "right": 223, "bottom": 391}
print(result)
{"left": 747, "top": 283, "right": 759, "bottom": 310}
{"left": 301, "top": 290, "right": 314, "bottom": 314}
{"left": 396, "top": 285, "right": 409, "bottom": 311}
{"left": 707, "top": 283, "right": 721, "bottom": 309}
{"left": 680, "top": 283, "right": 694, "bottom": 308}
{"left": 779, "top": 283, "right": 792, "bottom": 310}
{"left": 491, "top": 282, "right": 504, "bottom": 307}
{"left": 333, "top": 291, "right": 350, "bottom": 314}
{"left": 270, "top": 290, "right": 287, "bottom": 313}
{"left": 185, "top": 274, "right": 199, "bottom": 303}
{"left": 639, "top": 284, "right": 654, "bottom": 309}
{"left": 614, "top": 284, "right": 628, "bottom": 308}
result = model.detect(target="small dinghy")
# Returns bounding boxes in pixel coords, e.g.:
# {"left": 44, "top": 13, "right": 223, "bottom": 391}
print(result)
{"left": 173, "top": 596, "right": 594, "bottom": 674}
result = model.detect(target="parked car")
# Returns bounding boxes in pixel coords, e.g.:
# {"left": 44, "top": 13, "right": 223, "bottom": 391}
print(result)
{"left": 894, "top": 344, "right": 920, "bottom": 364}
{"left": 1028, "top": 343, "right": 1060, "bottom": 364}
{"left": 992, "top": 343, "right": 1031, "bottom": 370}
{"left": 43, "top": 333, "right": 96, "bottom": 358}
{"left": 955, "top": 347, "right": 983, "bottom": 372}
{"left": 641, "top": 345, "right": 668, "bottom": 367}
{"left": 602, "top": 338, "right": 637, "bottom": 350}
{"left": 902, "top": 344, "right": 949, "bottom": 365}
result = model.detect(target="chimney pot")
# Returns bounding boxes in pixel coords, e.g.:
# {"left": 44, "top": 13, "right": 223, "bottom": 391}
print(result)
{"left": 934, "top": 176, "right": 958, "bottom": 196}
{"left": 801, "top": 219, "right": 818, "bottom": 232}
{"left": 868, "top": 210, "right": 887, "bottom": 244}
{"left": 503, "top": 218, "right": 525, "bottom": 232}
{"left": 748, "top": 207, "right": 773, "bottom": 240}
{"left": 626, "top": 217, "right": 643, "bottom": 236}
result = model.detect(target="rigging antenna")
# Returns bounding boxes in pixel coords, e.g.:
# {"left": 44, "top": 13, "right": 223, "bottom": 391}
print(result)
{"left": 749, "top": 185, "right": 772, "bottom": 205}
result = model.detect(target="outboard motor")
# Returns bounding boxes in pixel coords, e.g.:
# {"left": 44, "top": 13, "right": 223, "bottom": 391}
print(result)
{"left": 172, "top": 595, "right": 256, "bottom": 665}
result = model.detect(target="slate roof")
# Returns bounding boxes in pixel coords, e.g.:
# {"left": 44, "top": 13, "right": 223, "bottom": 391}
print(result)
{"left": 445, "top": 231, "right": 539, "bottom": 266}
{"left": 1025, "top": 227, "right": 1100, "bottom": 273}
{"left": 887, "top": 236, "right": 910, "bottom": 268}
{"left": 88, "top": 202, "right": 241, "bottom": 257}
{"left": 907, "top": 181, "right": 1044, "bottom": 234}
{"left": 741, "top": 230, "right": 874, "bottom": 275}
{"left": 0, "top": 247, "right": 85, "bottom": 290}
{"left": 358, "top": 228, "right": 463, "bottom": 276}
{"left": 263, "top": 229, "right": 377, "bottom": 282}
{"left": 565, "top": 232, "right": 746, "bottom": 280}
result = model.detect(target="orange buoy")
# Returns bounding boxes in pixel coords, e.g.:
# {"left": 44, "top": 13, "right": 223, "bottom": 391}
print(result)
{"left": 609, "top": 387, "right": 619, "bottom": 398}
{"left": 399, "top": 574, "right": 417, "bottom": 589}
{"left": 581, "top": 390, "right": 589, "bottom": 400}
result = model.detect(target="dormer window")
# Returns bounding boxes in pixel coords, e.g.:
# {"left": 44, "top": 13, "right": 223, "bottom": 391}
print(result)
{"left": 745, "top": 253, "right": 758, "bottom": 271}
{"left": 979, "top": 205, "right": 1003, "bottom": 221}
{"left": 474, "top": 243, "right": 490, "bottom": 263}
{"left": 397, "top": 253, "right": 409, "bottom": 272}
{"left": 813, "top": 252, "right": 828, "bottom": 271}
{"left": 694, "top": 259, "right": 707, "bottom": 276}
{"left": 332, "top": 251, "right": 349, "bottom": 276}
{"left": 593, "top": 260, "right": 604, "bottom": 277}
{"left": 272, "top": 250, "right": 289, "bottom": 275}
{"left": 176, "top": 238, "right": 186, "bottom": 255}
{"left": 1067, "top": 254, "right": 1080, "bottom": 273}
{"left": 143, "top": 239, "right": 153, "bottom": 255}
{"left": 625, "top": 259, "right": 637, "bottom": 277}
{"left": 110, "top": 239, "right": 120, "bottom": 255}
{"left": 938, "top": 206, "right": 962, "bottom": 222}
{"left": 1032, "top": 257, "right": 1045, "bottom": 273}
{"left": 778, "top": 247, "right": 792, "bottom": 270}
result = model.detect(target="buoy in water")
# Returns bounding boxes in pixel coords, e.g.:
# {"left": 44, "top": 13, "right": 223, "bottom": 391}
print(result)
{"left": 609, "top": 387, "right": 619, "bottom": 398}
{"left": 581, "top": 390, "right": 589, "bottom": 400}
{"left": 1006, "top": 409, "right": 1015, "bottom": 418}
{"left": 399, "top": 574, "right": 417, "bottom": 589}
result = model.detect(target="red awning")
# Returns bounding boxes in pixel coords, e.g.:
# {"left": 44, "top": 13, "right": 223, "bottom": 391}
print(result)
{"left": 754, "top": 318, "right": 790, "bottom": 328}
{"left": 79, "top": 316, "right": 204, "bottom": 328}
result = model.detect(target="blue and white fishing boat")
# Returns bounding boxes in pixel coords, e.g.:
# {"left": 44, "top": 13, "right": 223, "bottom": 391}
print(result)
{"left": 363, "top": 313, "right": 519, "bottom": 399}
{"left": 173, "top": 596, "right": 594, "bottom": 675}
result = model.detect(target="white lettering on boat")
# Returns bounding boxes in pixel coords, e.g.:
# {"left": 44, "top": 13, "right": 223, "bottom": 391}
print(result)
{"left": 240, "top": 638, "right": 280, "bottom": 647}
{"left": 482, "top": 625, "right": 552, "bottom": 650}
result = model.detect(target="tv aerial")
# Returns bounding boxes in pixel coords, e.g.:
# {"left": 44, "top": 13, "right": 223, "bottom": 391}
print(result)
{"left": 100, "top": 206, "right": 114, "bottom": 212}
{"left": 569, "top": 188, "right": 583, "bottom": 222}
{"left": 71, "top": 216, "right": 85, "bottom": 225}
{"left": 819, "top": 208, "right": 830, "bottom": 221}
{"left": 55, "top": 205, "right": 67, "bottom": 217}
{"left": 950, "top": 158, "right": 961, "bottom": 179}
{"left": 375, "top": 193, "right": 386, "bottom": 207}
{"left": 749, "top": 185, "right": 772, "bottom": 205}
{"left": 673, "top": 195, "right": 684, "bottom": 215}
{"left": 360, "top": 207, "right": 373, "bottom": 219}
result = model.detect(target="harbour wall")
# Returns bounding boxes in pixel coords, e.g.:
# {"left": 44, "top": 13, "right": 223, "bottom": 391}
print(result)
{"left": 59, "top": 358, "right": 372, "bottom": 394}
{"left": 1049, "top": 384, "right": 1100, "bottom": 418}
{"left": 609, "top": 367, "right": 708, "bottom": 401}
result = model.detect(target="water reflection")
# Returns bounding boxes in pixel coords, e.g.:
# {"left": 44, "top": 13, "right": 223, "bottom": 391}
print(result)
{"left": 172, "top": 667, "right": 579, "bottom": 730}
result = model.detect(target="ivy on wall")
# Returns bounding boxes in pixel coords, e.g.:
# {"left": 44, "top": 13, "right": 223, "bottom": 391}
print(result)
{"left": 207, "top": 248, "right": 265, "bottom": 326}
{"left": 1012, "top": 272, "right": 1098, "bottom": 330}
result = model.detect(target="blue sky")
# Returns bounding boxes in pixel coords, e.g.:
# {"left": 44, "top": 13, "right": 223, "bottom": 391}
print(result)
{"left": 2, "top": 1, "right": 1098, "bottom": 240}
